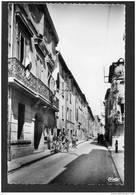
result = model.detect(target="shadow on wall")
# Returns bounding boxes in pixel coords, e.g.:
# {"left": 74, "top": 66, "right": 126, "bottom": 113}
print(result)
{"left": 10, "top": 90, "right": 35, "bottom": 140}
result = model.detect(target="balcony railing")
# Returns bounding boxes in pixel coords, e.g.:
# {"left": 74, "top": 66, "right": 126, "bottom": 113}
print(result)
{"left": 8, "top": 58, "right": 38, "bottom": 93}
{"left": 8, "top": 58, "right": 59, "bottom": 110}
{"left": 37, "top": 78, "right": 50, "bottom": 100}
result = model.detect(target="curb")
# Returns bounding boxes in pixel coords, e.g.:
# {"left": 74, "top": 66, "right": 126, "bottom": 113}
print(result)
{"left": 8, "top": 140, "right": 87, "bottom": 174}
{"left": 8, "top": 152, "right": 54, "bottom": 174}
{"left": 108, "top": 149, "right": 123, "bottom": 185}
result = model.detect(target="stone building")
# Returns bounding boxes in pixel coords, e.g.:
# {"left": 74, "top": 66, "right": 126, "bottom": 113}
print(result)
{"left": 54, "top": 53, "right": 75, "bottom": 139}
{"left": 75, "top": 93, "right": 88, "bottom": 141}
{"left": 87, "top": 106, "right": 95, "bottom": 138}
{"left": 93, "top": 115, "right": 102, "bottom": 138}
{"left": 104, "top": 58, "right": 125, "bottom": 149}
{"left": 54, "top": 53, "right": 94, "bottom": 141}
{"left": 8, "top": 3, "right": 59, "bottom": 160}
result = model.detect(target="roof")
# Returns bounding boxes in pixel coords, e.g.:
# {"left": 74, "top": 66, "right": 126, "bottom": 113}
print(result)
{"left": 108, "top": 58, "right": 124, "bottom": 83}
{"left": 58, "top": 53, "right": 95, "bottom": 119}
{"left": 18, "top": 3, "right": 59, "bottom": 44}
{"left": 108, "top": 63, "right": 116, "bottom": 83}
{"left": 44, "top": 4, "right": 59, "bottom": 44}
{"left": 87, "top": 106, "right": 95, "bottom": 121}
{"left": 58, "top": 53, "right": 85, "bottom": 100}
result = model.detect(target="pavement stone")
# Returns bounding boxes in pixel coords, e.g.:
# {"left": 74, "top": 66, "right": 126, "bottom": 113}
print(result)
{"left": 8, "top": 139, "right": 86, "bottom": 173}
{"left": 8, "top": 150, "right": 51, "bottom": 173}
{"left": 108, "top": 147, "right": 124, "bottom": 184}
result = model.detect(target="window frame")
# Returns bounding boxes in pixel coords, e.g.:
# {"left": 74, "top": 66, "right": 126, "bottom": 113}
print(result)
{"left": 36, "top": 51, "right": 45, "bottom": 80}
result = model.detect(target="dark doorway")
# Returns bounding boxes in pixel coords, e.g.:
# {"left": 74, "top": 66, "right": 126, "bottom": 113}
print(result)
{"left": 57, "top": 129, "right": 60, "bottom": 137}
{"left": 34, "top": 111, "right": 44, "bottom": 150}
{"left": 18, "top": 103, "right": 25, "bottom": 139}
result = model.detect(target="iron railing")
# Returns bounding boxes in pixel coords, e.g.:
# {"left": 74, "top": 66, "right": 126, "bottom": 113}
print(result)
{"left": 8, "top": 58, "right": 59, "bottom": 109}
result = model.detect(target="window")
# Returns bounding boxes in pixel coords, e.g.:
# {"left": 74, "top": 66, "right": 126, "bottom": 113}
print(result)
{"left": 76, "top": 108, "right": 78, "bottom": 121}
{"left": 18, "top": 31, "right": 32, "bottom": 67}
{"left": 66, "top": 108, "right": 69, "bottom": 120}
{"left": 48, "top": 72, "right": 51, "bottom": 88}
{"left": 51, "top": 129, "right": 53, "bottom": 135}
{"left": 56, "top": 73, "right": 60, "bottom": 89}
{"left": 70, "top": 109, "right": 72, "bottom": 121}
{"left": 62, "top": 82, "right": 64, "bottom": 97}
{"left": 20, "top": 34, "right": 24, "bottom": 63}
{"left": 62, "top": 68, "right": 65, "bottom": 79}
{"left": 62, "top": 106, "right": 64, "bottom": 119}
{"left": 36, "top": 54, "right": 45, "bottom": 80}
{"left": 70, "top": 93, "right": 72, "bottom": 104}
{"left": 18, "top": 103, "right": 25, "bottom": 140}
{"left": 48, "top": 64, "right": 52, "bottom": 89}
{"left": 66, "top": 91, "right": 68, "bottom": 101}
{"left": 120, "top": 103, "right": 124, "bottom": 114}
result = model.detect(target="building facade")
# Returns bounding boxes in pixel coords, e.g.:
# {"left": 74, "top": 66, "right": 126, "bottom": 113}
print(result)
{"left": 54, "top": 53, "right": 75, "bottom": 138}
{"left": 87, "top": 106, "right": 95, "bottom": 138}
{"left": 104, "top": 58, "right": 125, "bottom": 149}
{"left": 54, "top": 53, "right": 94, "bottom": 141}
{"left": 8, "top": 3, "right": 96, "bottom": 160}
{"left": 8, "top": 3, "right": 59, "bottom": 160}
{"left": 93, "top": 115, "right": 102, "bottom": 137}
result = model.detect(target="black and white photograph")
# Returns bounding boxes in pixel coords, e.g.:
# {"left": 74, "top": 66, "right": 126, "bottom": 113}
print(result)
{"left": 1, "top": 1, "right": 134, "bottom": 192}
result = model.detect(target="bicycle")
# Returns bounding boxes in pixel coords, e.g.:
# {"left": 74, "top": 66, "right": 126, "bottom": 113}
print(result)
{"left": 61, "top": 139, "right": 69, "bottom": 152}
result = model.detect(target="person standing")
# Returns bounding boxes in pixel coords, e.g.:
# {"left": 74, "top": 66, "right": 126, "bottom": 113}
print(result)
{"left": 47, "top": 133, "right": 51, "bottom": 150}
{"left": 65, "top": 134, "right": 70, "bottom": 152}
{"left": 72, "top": 134, "right": 77, "bottom": 148}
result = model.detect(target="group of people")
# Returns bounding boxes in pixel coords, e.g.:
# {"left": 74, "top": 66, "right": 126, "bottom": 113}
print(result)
{"left": 47, "top": 131, "right": 78, "bottom": 153}
{"left": 71, "top": 134, "right": 78, "bottom": 148}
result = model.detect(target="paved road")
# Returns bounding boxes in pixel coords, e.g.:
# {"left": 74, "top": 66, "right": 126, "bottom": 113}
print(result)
{"left": 8, "top": 140, "right": 121, "bottom": 185}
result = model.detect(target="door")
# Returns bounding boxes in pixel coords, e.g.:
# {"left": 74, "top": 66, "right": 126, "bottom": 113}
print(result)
{"left": 18, "top": 103, "right": 25, "bottom": 140}
{"left": 34, "top": 111, "right": 44, "bottom": 149}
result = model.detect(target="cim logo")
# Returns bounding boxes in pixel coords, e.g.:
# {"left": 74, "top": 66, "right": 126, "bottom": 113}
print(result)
{"left": 107, "top": 177, "right": 120, "bottom": 183}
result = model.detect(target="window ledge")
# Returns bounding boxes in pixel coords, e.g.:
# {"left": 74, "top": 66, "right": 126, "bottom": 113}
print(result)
{"left": 10, "top": 140, "right": 31, "bottom": 145}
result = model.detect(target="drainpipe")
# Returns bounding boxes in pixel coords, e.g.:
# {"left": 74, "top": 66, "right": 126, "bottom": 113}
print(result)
{"left": 65, "top": 84, "right": 67, "bottom": 134}
{"left": 8, "top": 3, "right": 14, "bottom": 161}
{"left": 10, "top": 3, "right": 14, "bottom": 57}
{"left": 8, "top": 86, "right": 12, "bottom": 161}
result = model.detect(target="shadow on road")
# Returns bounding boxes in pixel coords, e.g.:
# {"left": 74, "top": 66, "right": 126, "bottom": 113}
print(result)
{"left": 49, "top": 148, "right": 121, "bottom": 185}
{"left": 59, "top": 151, "right": 79, "bottom": 157}
{"left": 90, "top": 140, "right": 107, "bottom": 147}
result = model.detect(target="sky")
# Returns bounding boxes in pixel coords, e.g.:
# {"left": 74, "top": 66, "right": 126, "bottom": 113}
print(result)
{"left": 47, "top": 3, "right": 125, "bottom": 116}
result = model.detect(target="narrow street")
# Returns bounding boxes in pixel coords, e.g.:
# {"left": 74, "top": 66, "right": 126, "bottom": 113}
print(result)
{"left": 8, "top": 140, "right": 121, "bottom": 185}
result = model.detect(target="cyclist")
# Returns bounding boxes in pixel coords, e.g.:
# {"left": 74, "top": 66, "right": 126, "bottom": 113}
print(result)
{"left": 65, "top": 135, "right": 70, "bottom": 152}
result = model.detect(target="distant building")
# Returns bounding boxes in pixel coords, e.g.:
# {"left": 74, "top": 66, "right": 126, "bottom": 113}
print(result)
{"left": 8, "top": 3, "right": 59, "bottom": 160}
{"left": 93, "top": 115, "right": 102, "bottom": 137}
{"left": 87, "top": 106, "right": 95, "bottom": 138}
{"left": 104, "top": 58, "right": 125, "bottom": 149}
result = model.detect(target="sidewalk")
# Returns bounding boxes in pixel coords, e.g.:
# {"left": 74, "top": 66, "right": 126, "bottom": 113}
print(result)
{"left": 108, "top": 147, "right": 124, "bottom": 184}
{"left": 8, "top": 139, "right": 86, "bottom": 173}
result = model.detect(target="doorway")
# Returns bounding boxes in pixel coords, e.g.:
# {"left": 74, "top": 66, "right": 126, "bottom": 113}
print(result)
{"left": 34, "top": 111, "right": 44, "bottom": 150}
{"left": 17, "top": 103, "right": 25, "bottom": 140}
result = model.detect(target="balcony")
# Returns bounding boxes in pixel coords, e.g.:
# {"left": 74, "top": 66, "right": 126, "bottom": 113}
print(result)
{"left": 8, "top": 58, "right": 59, "bottom": 111}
